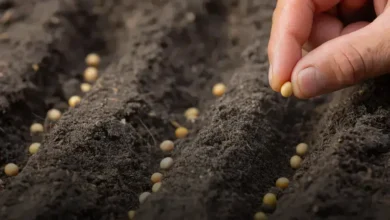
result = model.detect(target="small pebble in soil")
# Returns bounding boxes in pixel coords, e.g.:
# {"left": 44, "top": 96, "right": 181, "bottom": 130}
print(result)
{"left": 85, "top": 53, "right": 101, "bottom": 66}
{"left": 275, "top": 177, "right": 289, "bottom": 189}
{"left": 128, "top": 210, "right": 136, "bottom": 219}
{"left": 80, "top": 83, "right": 92, "bottom": 93}
{"left": 280, "top": 81, "right": 293, "bottom": 97}
{"left": 151, "top": 172, "right": 163, "bottom": 183}
{"left": 175, "top": 127, "right": 189, "bottom": 139}
{"left": 29, "top": 143, "right": 41, "bottom": 154}
{"left": 263, "top": 193, "right": 277, "bottom": 207}
{"left": 68, "top": 96, "right": 81, "bottom": 107}
{"left": 47, "top": 109, "right": 61, "bottom": 121}
{"left": 84, "top": 67, "right": 99, "bottom": 83}
{"left": 30, "top": 123, "right": 44, "bottom": 134}
{"left": 160, "top": 157, "right": 174, "bottom": 170}
{"left": 4, "top": 163, "right": 19, "bottom": 176}
{"left": 212, "top": 83, "right": 227, "bottom": 97}
{"left": 254, "top": 212, "right": 268, "bottom": 220}
{"left": 139, "top": 192, "right": 151, "bottom": 204}
{"left": 160, "top": 140, "right": 174, "bottom": 152}
{"left": 296, "top": 143, "right": 309, "bottom": 156}
{"left": 152, "top": 182, "right": 162, "bottom": 192}
{"left": 184, "top": 107, "right": 200, "bottom": 121}
{"left": 290, "top": 155, "right": 302, "bottom": 169}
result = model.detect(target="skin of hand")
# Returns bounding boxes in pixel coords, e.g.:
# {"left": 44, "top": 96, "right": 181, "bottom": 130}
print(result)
{"left": 267, "top": 0, "right": 390, "bottom": 99}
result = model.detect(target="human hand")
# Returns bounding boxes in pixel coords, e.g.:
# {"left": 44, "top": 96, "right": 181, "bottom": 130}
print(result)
{"left": 267, "top": 0, "right": 390, "bottom": 98}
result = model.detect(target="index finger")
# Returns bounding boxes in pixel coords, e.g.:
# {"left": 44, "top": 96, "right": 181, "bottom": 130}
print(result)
{"left": 268, "top": 0, "right": 341, "bottom": 92}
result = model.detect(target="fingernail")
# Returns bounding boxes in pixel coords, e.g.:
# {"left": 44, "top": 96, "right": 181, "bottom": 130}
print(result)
{"left": 268, "top": 64, "right": 273, "bottom": 85}
{"left": 297, "top": 67, "right": 320, "bottom": 97}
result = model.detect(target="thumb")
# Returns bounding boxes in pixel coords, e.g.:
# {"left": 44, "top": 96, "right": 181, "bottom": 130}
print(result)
{"left": 291, "top": 12, "right": 390, "bottom": 99}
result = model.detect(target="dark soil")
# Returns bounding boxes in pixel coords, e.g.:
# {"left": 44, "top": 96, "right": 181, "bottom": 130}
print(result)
{"left": 0, "top": 0, "right": 390, "bottom": 220}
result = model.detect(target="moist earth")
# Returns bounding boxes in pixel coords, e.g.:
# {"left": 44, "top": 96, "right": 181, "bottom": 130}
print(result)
{"left": 0, "top": 0, "right": 390, "bottom": 220}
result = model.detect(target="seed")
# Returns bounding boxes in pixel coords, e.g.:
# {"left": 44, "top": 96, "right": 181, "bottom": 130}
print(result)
{"left": 85, "top": 53, "right": 101, "bottom": 66}
{"left": 296, "top": 143, "right": 309, "bottom": 156}
{"left": 254, "top": 212, "right": 268, "bottom": 220}
{"left": 139, "top": 192, "right": 151, "bottom": 204}
{"left": 128, "top": 210, "right": 136, "bottom": 219}
{"left": 160, "top": 157, "right": 173, "bottom": 170}
{"left": 184, "top": 107, "right": 199, "bottom": 120}
{"left": 4, "top": 163, "right": 19, "bottom": 176}
{"left": 68, "top": 96, "right": 81, "bottom": 107}
{"left": 32, "top": 64, "right": 39, "bottom": 72}
{"left": 275, "top": 177, "right": 289, "bottom": 189}
{"left": 30, "top": 123, "right": 44, "bottom": 134}
{"left": 212, "top": 83, "right": 227, "bottom": 97}
{"left": 83, "top": 67, "right": 99, "bottom": 82}
{"left": 160, "top": 140, "right": 174, "bottom": 152}
{"left": 290, "top": 155, "right": 302, "bottom": 169}
{"left": 151, "top": 172, "right": 163, "bottom": 183}
{"left": 281, "top": 81, "right": 293, "bottom": 97}
{"left": 186, "top": 12, "right": 196, "bottom": 22}
{"left": 152, "top": 182, "right": 162, "bottom": 192}
{"left": 29, "top": 143, "right": 41, "bottom": 154}
{"left": 47, "top": 109, "right": 61, "bottom": 121}
{"left": 263, "top": 193, "right": 277, "bottom": 206}
{"left": 175, "top": 127, "right": 188, "bottom": 139}
{"left": 80, "top": 83, "right": 92, "bottom": 93}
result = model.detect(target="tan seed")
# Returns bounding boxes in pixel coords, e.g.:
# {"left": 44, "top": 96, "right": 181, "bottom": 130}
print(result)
{"left": 254, "top": 212, "right": 268, "bottom": 220}
{"left": 152, "top": 182, "right": 162, "bottom": 192}
{"left": 80, "top": 83, "right": 92, "bottom": 93}
{"left": 184, "top": 107, "right": 199, "bottom": 120}
{"left": 212, "top": 83, "right": 227, "bottom": 97}
{"left": 160, "top": 157, "right": 173, "bottom": 170}
{"left": 160, "top": 140, "right": 174, "bottom": 152}
{"left": 275, "top": 177, "right": 289, "bottom": 189}
{"left": 83, "top": 67, "right": 99, "bottom": 82}
{"left": 186, "top": 12, "right": 196, "bottom": 22}
{"left": 85, "top": 53, "right": 101, "bottom": 66}
{"left": 139, "top": 192, "right": 151, "bottom": 204}
{"left": 128, "top": 210, "right": 136, "bottom": 219}
{"left": 296, "top": 143, "right": 309, "bottom": 156}
{"left": 290, "top": 155, "right": 302, "bottom": 169}
{"left": 47, "top": 109, "right": 61, "bottom": 121}
{"left": 281, "top": 81, "right": 293, "bottom": 97}
{"left": 175, "top": 127, "right": 188, "bottom": 139}
{"left": 29, "top": 143, "right": 41, "bottom": 154}
{"left": 4, "top": 163, "right": 19, "bottom": 176}
{"left": 30, "top": 123, "right": 44, "bottom": 134}
{"left": 32, "top": 64, "right": 39, "bottom": 72}
{"left": 68, "top": 96, "right": 81, "bottom": 107}
{"left": 263, "top": 193, "right": 277, "bottom": 206}
{"left": 151, "top": 172, "right": 163, "bottom": 183}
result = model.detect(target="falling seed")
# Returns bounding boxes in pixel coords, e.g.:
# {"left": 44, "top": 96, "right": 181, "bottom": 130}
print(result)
{"left": 68, "top": 96, "right": 81, "bottom": 107}
{"left": 254, "top": 212, "right": 268, "bottom": 220}
{"left": 151, "top": 172, "right": 163, "bottom": 183}
{"left": 175, "top": 127, "right": 188, "bottom": 139}
{"left": 160, "top": 140, "right": 174, "bottom": 152}
{"left": 139, "top": 192, "right": 151, "bottom": 204}
{"left": 212, "top": 83, "right": 227, "bottom": 97}
{"left": 281, "top": 81, "right": 293, "bottom": 97}
{"left": 296, "top": 143, "right": 309, "bottom": 156}
{"left": 29, "top": 143, "right": 41, "bottom": 154}
{"left": 128, "top": 210, "right": 136, "bottom": 219}
{"left": 160, "top": 157, "right": 174, "bottom": 170}
{"left": 184, "top": 107, "right": 199, "bottom": 120}
{"left": 47, "top": 109, "right": 61, "bottom": 121}
{"left": 290, "top": 155, "right": 302, "bottom": 169}
{"left": 263, "top": 193, "right": 277, "bottom": 206}
{"left": 4, "top": 163, "right": 19, "bottom": 176}
{"left": 275, "top": 177, "right": 289, "bottom": 189}
{"left": 83, "top": 67, "right": 99, "bottom": 83}
{"left": 32, "top": 64, "right": 39, "bottom": 72}
{"left": 30, "top": 123, "right": 44, "bottom": 134}
{"left": 152, "top": 182, "right": 162, "bottom": 192}
{"left": 80, "top": 83, "right": 92, "bottom": 93}
{"left": 85, "top": 53, "right": 101, "bottom": 66}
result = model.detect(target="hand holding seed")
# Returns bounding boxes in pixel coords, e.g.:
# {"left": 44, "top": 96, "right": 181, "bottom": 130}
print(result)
{"left": 268, "top": 0, "right": 390, "bottom": 98}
